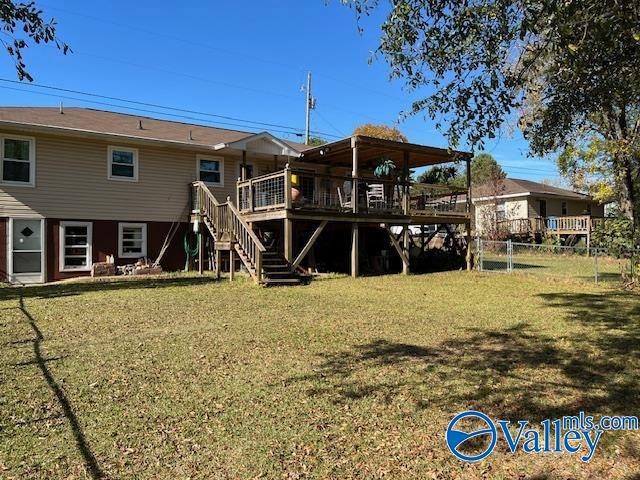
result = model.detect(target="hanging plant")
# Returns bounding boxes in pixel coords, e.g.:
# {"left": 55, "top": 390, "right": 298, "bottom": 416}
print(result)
{"left": 374, "top": 157, "right": 396, "bottom": 178}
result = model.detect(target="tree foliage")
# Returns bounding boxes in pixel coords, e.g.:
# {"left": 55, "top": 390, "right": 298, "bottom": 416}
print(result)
{"left": 307, "top": 136, "right": 328, "bottom": 146}
{"left": 416, "top": 152, "right": 505, "bottom": 188}
{"left": 1, "top": 1, "right": 69, "bottom": 81}
{"left": 352, "top": 123, "right": 408, "bottom": 142}
{"left": 341, "top": 0, "right": 640, "bottom": 224}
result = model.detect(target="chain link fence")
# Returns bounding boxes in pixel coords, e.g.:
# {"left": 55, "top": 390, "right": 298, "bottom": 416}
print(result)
{"left": 476, "top": 238, "right": 639, "bottom": 284}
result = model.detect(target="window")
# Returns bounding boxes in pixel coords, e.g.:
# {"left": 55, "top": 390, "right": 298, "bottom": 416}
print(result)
{"left": 59, "top": 221, "right": 92, "bottom": 272}
{"left": 1, "top": 134, "right": 35, "bottom": 186}
{"left": 118, "top": 223, "right": 147, "bottom": 258}
{"left": 561, "top": 201, "right": 568, "bottom": 215}
{"left": 496, "top": 202, "right": 506, "bottom": 221}
{"left": 197, "top": 155, "right": 223, "bottom": 186}
{"left": 108, "top": 146, "right": 138, "bottom": 181}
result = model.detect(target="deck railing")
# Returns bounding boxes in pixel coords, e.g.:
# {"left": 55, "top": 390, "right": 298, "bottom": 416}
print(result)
{"left": 497, "top": 215, "right": 604, "bottom": 235}
{"left": 236, "top": 168, "right": 466, "bottom": 217}
{"left": 410, "top": 183, "right": 468, "bottom": 215}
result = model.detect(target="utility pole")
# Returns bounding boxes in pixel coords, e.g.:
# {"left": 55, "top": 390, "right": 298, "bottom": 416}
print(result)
{"left": 304, "top": 71, "right": 316, "bottom": 145}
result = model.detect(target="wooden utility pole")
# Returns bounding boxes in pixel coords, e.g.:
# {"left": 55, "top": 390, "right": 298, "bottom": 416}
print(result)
{"left": 304, "top": 72, "right": 315, "bottom": 145}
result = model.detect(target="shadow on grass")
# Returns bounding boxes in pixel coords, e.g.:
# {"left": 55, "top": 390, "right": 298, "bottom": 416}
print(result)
{"left": 0, "top": 275, "right": 218, "bottom": 301}
{"left": 293, "top": 289, "right": 640, "bottom": 425}
{"left": 17, "top": 295, "right": 105, "bottom": 479}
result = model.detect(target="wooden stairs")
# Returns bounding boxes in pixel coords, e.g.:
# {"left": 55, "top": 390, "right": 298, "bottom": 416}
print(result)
{"left": 193, "top": 182, "right": 308, "bottom": 287}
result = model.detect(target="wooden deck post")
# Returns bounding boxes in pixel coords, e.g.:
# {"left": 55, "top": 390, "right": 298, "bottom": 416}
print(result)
{"left": 241, "top": 150, "right": 247, "bottom": 181}
{"left": 215, "top": 249, "right": 221, "bottom": 279}
{"left": 402, "top": 226, "right": 410, "bottom": 274}
{"left": 229, "top": 249, "right": 235, "bottom": 281}
{"left": 351, "top": 137, "right": 359, "bottom": 277}
{"left": 284, "top": 218, "right": 293, "bottom": 263}
{"left": 198, "top": 228, "right": 204, "bottom": 275}
{"left": 402, "top": 151, "right": 410, "bottom": 215}
{"left": 465, "top": 155, "right": 473, "bottom": 271}
{"left": 351, "top": 223, "right": 359, "bottom": 277}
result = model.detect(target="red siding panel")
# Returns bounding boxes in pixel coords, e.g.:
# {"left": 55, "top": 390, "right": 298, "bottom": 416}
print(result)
{"left": 46, "top": 219, "right": 189, "bottom": 282}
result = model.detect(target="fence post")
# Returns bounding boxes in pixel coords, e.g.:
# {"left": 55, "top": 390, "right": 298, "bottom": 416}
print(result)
{"left": 478, "top": 237, "right": 484, "bottom": 272}
{"left": 507, "top": 239, "right": 513, "bottom": 273}
{"left": 594, "top": 247, "right": 599, "bottom": 284}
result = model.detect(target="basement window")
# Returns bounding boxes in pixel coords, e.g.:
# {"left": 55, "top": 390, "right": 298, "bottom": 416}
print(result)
{"left": 1, "top": 134, "right": 35, "bottom": 186}
{"left": 59, "top": 221, "right": 92, "bottom": 272}
{"left": 118, "top": 223, "right": 147, "bottom": 258}
{"left": 108, "top": 146, "right": 138, "bottom": 181}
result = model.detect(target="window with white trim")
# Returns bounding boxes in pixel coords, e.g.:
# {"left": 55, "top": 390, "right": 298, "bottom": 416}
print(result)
{"left": 108, "top": 146, "right": 138, "bottom": 181}
{"left": 118, "top": 223, "right": 147, "bottom": 258}
{"left": 1, "top": 134, "right": 35, "bottom": 186}
{"left": 59, "top": 221, "right": 93, "bottom": 272}
{"left": 198, "top": 156, "right": 223, "bottom": 185}
{"left": 496, "top": 201, "right": 506, "bottom": 221}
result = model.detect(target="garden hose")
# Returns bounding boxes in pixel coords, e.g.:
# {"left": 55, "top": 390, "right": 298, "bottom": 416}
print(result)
{"left": 183, "top": 231, "right": 200, "bottom": 257}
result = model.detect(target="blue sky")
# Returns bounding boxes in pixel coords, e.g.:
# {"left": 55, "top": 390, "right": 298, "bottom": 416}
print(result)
{"left": 0, "top": 0, "right": 561, "bottom": 181}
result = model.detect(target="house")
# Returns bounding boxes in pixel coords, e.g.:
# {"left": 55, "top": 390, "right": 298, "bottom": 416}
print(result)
{"left": 471, "top": 178, "right": 605, "bottom": 242}
{"left": 0, "top": 106, "right": 471, "bottom": 285}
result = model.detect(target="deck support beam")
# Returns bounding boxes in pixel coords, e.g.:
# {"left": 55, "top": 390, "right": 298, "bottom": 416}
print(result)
{"left": 284, "top": 218, "right": 294, "bottom": 263}
{"left": 385, "top": 225, "right": 410, "bottom": 270}
{"left": 215, "top": 249, "right": 221, "bottom": 279}
{"left": 402, "top": 226, "right": 410, "bottom": 275}
{"left": 229, "top": 249, "right": 235, "bottom": 281}
{"left": 198, "top": 226, "right": 204, "bottom": 275}
{"left": 292, "top": 220, "right": 327, "bottom": 269}
{"left": 351, "top": 223, "right": 359, "bottom": 277}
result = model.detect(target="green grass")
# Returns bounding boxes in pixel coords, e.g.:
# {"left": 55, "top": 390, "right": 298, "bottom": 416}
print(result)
{"left": 482, "top": 250, "right": 627, "bottom": 282}
{"left": 1, "top": 273, "right": 640, "bottom": 479}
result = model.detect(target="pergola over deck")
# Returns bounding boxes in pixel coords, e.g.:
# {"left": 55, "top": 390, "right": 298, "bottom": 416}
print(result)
{"left": 291, "top": 135, "right": 474, "bottom": 276}
{"left": 299, "top": 135, "right": 471, "bottom": 172}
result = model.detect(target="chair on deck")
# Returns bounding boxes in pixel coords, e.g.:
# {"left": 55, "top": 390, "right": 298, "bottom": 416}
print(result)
{"left": 367, "top": 183, "right": 385, "bottom": 210}
{"left": 337, "top": 187, "right": 351, "bottom": 210}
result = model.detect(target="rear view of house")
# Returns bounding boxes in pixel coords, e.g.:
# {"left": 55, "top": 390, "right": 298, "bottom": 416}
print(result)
{"left": 472, "top": 178, "right": 605, "bottom": 243}
{"left": 0, "top": 107, "right": 471, "bottom": 284}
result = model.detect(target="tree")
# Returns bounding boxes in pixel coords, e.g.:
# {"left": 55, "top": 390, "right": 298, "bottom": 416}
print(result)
{"left": 1, "top": 1, "right": 70, "bottom": 81}
{"left": 340, "top": 0, "right": 640, "bottom": 225}
{"left": 470, "top": 153, "right": 506, "bottom": 187}
{"left": 306, "top": 136, "right": 328, "bottom": 146}
{"left": 415, "top": 165, "right": 458, "bottom": 185}
{"left": 353, "top": 123, "right": 408, "bottom": 142}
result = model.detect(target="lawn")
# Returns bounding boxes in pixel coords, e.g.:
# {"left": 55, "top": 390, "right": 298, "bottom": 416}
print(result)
{"left": 1, "top": 273, "right": 640, "bottom": 479}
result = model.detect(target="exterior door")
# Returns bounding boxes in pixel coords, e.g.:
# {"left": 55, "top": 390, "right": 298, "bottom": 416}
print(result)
{"left": 9, "top": 218, "right": 44, "bottom": 284}
{"left": 538, "top": 199, "right": 547, "bottom": 217}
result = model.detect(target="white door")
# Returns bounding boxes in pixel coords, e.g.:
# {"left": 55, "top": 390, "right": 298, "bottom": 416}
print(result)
{"left": 9, "top": 218, "right": 45, "bottom": 284}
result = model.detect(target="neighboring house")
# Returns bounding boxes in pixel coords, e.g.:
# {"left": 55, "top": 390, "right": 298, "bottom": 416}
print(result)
{"left": 471, "top": 178, "right": 605, "bottom": 239}
{"left": 0, "top": 107, "right": 471, "bottom": 285}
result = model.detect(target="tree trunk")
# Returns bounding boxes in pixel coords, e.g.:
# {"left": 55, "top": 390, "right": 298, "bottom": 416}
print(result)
{"left": 618, "top": 157, "right": 637, "bottom": 228}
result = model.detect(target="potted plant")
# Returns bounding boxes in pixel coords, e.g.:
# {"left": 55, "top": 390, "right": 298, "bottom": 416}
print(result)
{"left": 374, "top": 157, "right": 397, "bottom": 208}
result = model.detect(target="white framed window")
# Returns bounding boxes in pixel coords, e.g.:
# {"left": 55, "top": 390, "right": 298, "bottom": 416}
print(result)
{"left": 118, "top": 223, "right": 147, "bottom": 258}
{"left": 496, "top": 201, "right": 506, "bottom": 221}
{"left": 197, "top": 155, "right": 224, "bottom": 186}
{"left": 108, "top": 146, "right": 138, "bottom": 182}
{"left": 59, "top": 221, "right": 93, "bottom": 272}
{"left": 1, "top": 134, "right": 36, "bottom": 186}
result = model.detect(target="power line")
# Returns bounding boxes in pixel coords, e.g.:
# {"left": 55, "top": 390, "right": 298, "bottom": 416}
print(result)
{"left": 0, "top": 79, "right": 342, "bottom": 139}
{"left": 0, "top": 85, "right": 323, "bottom": 140}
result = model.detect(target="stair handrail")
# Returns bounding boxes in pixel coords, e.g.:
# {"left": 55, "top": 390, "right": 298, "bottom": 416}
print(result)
{"left": 192, "top": 182, "right": 266, "bottom": 282}
{"left": 225, "top": 196, "right": 266, "bottom": 283}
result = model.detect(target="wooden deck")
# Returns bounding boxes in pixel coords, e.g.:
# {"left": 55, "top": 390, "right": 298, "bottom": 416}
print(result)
{"left": 497, "top": 216, "right": 605, "bottom": 236}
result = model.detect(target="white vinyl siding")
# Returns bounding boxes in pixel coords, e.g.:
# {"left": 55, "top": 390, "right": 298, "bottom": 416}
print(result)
{"left": 108, "top": 146, "right": 138, "bottom": 182}
{"left": 1, "top": 134, "right": 35, "bottom": 186}
{"left": 59, "top": 221, "right": 92, "bottom": 272}
{"left": 118, "top": 222, "right": 147, "bottom": 258}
